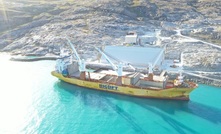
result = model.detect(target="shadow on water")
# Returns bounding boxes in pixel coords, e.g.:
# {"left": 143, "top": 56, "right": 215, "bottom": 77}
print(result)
{"left": 54, "top": 81, "right": 147, "bottom": 134}
{"left": 54, "top": 81, "right": 221, "bottom": 134}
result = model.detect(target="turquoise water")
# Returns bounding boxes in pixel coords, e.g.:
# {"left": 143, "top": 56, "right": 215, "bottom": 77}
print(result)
{"left": 0, "top": 54, "right": 221, "bottom": 134}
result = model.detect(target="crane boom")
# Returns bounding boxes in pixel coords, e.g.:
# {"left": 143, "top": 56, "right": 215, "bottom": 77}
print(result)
{"left": 153, "top": 46, "right": 165, "bottom": 68}
{"left": 95, "top": 47, "right": 117, "bottom": 71}
{"left": 65, "top": 37, "right": 85, "bottom": 72}
{"left": 127, "top": 63, "right": 136, "bottom": 71}
{"left": 103, "top": 49, "right": 136, "bottom": 71}
{"left": 66, "top": 37, "right": 81, "bottom": 63}
{"left": 149, "top": 45, "right": 166, "bottom": 73}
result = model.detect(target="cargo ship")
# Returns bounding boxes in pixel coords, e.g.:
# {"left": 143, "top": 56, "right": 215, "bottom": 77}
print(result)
{"left": 51, "top": 38, "right": 198, "bottom": 100}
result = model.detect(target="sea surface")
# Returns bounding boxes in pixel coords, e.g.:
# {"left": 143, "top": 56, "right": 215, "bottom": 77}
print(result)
{"left": 0, "top": 54, "right": 221, "bottom": 134}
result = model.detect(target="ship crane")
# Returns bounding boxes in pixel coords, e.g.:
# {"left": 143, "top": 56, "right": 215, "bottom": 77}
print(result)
{"left": 148, "top": 45, "right": 166, "bottom": 80}
{"left": 95, "top": 47, "right": 123, "bottom": 76}
{"left": 96, "top": 47, "right": 132, "bottom": 85}
{"left": 127, "top": 63, "right": 136, "bottom": 71}
{"left": 66, "top": 37, "right": 86, "bottom": 72}
{"left": 103, "top": 50, "right": 136, "bottom": 72}
{"left": 103, "top": 52, "right": 136, "bottom": 71}
{"left": 95, "top": 47, "right": 137, "bottom": 75}
{"left": 66, "top": 37, "right": 88, "bottom": 80}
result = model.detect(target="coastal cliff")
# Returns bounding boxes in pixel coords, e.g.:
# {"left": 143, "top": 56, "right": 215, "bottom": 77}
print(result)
{"left": 0, "top": 0, "right": 221, "bottom": 75}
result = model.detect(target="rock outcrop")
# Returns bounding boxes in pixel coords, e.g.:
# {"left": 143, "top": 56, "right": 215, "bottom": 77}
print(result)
{"left": 0, "top": 0, "right": 221, "bottom": 71}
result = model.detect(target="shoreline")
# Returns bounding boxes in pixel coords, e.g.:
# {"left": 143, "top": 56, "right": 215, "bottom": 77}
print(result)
{"left": 10, "top": 56, "right": 59, "bottom": 62}
{"left": 1, "top": 53, "right": 220, "bottom": 88}
{"left": 185, "top": 75, "right": 221, "bottom": 88}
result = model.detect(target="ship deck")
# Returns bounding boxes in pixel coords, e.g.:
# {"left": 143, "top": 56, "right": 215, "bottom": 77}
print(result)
{"left": 67, "top": 69, "right": 197, "bottom": 90}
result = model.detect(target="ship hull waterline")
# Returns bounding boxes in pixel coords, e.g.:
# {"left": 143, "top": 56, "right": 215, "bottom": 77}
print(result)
{"left": 51, "top": 71, "right": 195, "bottom": 101}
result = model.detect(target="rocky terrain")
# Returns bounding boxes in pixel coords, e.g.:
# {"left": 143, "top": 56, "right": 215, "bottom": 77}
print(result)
{"left": 0, "top": 0, "right": 221, "bottom": 78}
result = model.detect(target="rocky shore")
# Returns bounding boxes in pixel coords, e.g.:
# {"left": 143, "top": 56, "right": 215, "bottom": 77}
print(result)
{"left": 0, "top": 0, "right": 220, "bottom": 86}
{"left": 188, "top": 77, "right": 221, "bottom": 87}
